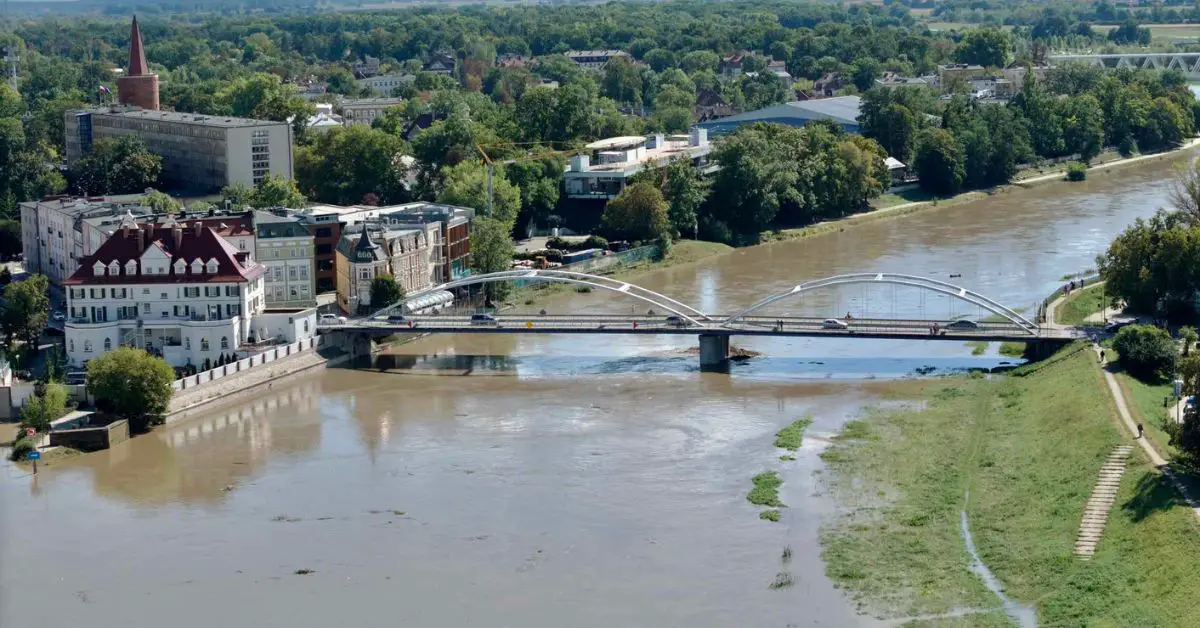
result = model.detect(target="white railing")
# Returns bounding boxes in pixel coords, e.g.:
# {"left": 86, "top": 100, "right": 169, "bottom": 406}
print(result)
{"left": 171, "top": 336, "right": 325, "bottom": 391}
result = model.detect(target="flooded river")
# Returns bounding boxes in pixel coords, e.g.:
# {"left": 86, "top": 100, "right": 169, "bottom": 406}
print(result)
{"left": 0, "top": 154, "right": 1191, "bottom": 627}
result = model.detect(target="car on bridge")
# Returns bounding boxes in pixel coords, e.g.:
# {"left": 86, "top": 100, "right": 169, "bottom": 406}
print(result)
{"left": 319, "top": 314, "right": 347, "bottom": 325}
{"left": 471, "top": 313, "right": 498, "bottom": 325}
{"left": 822, "top": 318, "right": 849, "bottom": 330}
{"left": 665, "top": 315, "right": 688, "bottom": 328}
{"left": 944, "top": 319, "right": 981, "bottom": 331}
{"left": 387, "top": 314, "right": 407, "bottom": 322}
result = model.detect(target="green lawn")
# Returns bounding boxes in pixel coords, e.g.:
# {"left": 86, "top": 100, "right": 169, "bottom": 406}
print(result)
{"left": 820, "top": 344, "right": 1200, "bottom": 625}
{"left": 1054, "top": 283, "right": 1108, "bottom": 326}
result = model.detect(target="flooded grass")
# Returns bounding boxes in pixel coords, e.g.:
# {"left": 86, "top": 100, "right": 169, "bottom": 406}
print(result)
{"left": 773, "top": 417, "right": 813, "bottom": 451}
{"left": 779, "top": 454, "right": 795, "bottom": 461}
{"left": 760, "top": 509, "right": 781, "bottom": 522}
{"left": 998, "top": 342, "right": 1026, "bottom": 358}
{"left": 820, "top": 344, "right": 1200, "bottom": 625}
{"left": 965, "top": 341, "right": 988, "bottom": 356}
{"left": 768, "top": 571, "right": 794, "bottom": 590}
{"left": 747, "top": 471, "right": 784, "bottom": 507}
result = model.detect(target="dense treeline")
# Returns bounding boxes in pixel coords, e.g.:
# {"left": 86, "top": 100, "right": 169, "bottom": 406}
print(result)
{"left": 859, "top": 65, "right": 1197, "bottom": 197}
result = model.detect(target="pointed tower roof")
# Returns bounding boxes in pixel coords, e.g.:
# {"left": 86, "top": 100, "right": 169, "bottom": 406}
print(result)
{"left": 128, "top": 15, "right": 149, "bottom": 77}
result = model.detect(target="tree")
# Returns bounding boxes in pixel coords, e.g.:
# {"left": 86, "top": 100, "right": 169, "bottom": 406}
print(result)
{"left": 0, "top": 220, "right": 21, "bottom": 259}
{"left": 1171, "top": 157, "right": 1200, "bottom": 225}
{"left": 469, "top": 217, "right": 515, "bottom": 300}
{"left": 437, "top": 161, "right": 520, "bottom": 228}
{"left": 912, "top": 128, "right": 965, "bottom": 195}
{"left": 643, "top": 49, "right": 677, "bottom": 72}
{"left": 86, "top": 347, "right": 175, "bottom": 433}
{"left": 955, "top": 29, "right": 1012, "bottom": 68}
{"left": 71, "top": 136, "right": 162, "bottom": 195}
{"left": 1108, "top": 20, "right": 1151, "bottom": 46}
{"left": 634, "top": 157, "right": 711, "bottom": 239}
{"left": 221, "top": 181, "right": 255, "bottom": 210}
{"left": 850, "top": 58, "right": 881, "bottom": 92}
{"left": 295, "top": 126, "right": 408, "bottom": 205}
{"left": 506, "top": 157, "right": 563, "bottom": 233}
{"left": 1, "top": 274, "right": 49, "bottom": 349}
{"left": 1180, "top": 327, "right": 1198, "bottom": 357}
{"left": 251, "top": 174, "right": 307, "bottom": 208}
{"left": 601, "top": 181, "right": 671, "bottom": 243}
{"left": 143, "top": 189, "right": 183, "bottom": 214}
{"left": 1113, "top": 324, "right": 1178, "bottom": 381}
{"left": 680, "top": 50, "right": 720, "bottom": 74}
{"left": 369, "top": 275, "right": 404, "bottom": 311}
{"left": 874, "top": 103, "right": 918, "bottom": 163}
{"left": 1098, "top": 210, "right": 1200, "bottom": 320}
{"left": 21, "top": 382, "right": 68, "bottom": 433}
{"left": 709, "top": 123, "right": 804, "bottom": 239}
{"left": 1060, "top": 94, "right": 1106, "bottom": 163}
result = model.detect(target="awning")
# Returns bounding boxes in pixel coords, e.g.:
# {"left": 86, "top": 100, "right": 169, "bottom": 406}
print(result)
{"left": 402, "top": 290, "right": 455, "bottom": 312}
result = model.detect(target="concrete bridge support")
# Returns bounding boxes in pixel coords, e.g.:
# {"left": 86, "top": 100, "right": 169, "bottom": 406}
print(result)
{"left": 698, "top": 334, "right": 730, "bottom": 372}
{"left": 321, "top": 331, "right": 376, "bottom": 359}
{"left": 1022, "top": 338, "right": 1073, "bottom": 362}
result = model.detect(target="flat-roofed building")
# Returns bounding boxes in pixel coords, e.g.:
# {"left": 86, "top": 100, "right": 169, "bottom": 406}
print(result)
{"left": 563, "top": 130, "right": 711, "bottom": 200}
{"left": 340, "top": 98, "right": 404, "bottom": 127}
{"left": 64, "top": 108, "right": 293, "bottom": 193}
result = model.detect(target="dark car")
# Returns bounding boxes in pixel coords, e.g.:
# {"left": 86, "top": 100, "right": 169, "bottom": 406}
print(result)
{"left": 471, "top": 313, "right": 497, "bottom": 325}
{"left": 944, "top": 319, "right": 981, "bottom": 331}
{"left": 387, "top": 314, "right": 407, "bottom": 322}
{"left": 665, "top": 315, "right": 687, "bottom": 327}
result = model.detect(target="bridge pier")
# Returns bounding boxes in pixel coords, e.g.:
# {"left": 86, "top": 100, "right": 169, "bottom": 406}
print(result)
{"left": 698, "top": 334, "right": 730, "bottom": 372}
{"left": 1023, "top": 338, "right": 1072, "bottom": 362}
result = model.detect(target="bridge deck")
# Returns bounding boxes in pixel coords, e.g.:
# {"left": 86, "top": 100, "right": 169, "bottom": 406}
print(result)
{"left": 321, "top": 315, "right": 1077, "bottom": 342}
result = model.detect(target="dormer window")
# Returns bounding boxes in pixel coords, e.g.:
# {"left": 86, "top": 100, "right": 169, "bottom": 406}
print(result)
{"left": 174, "top": 259, "right": 186, "bottom": 275}
{"left": 206, "top": 259, "right": 219, "bottom": 274}
{"left": 108, "top": 261, "right": 119, "bottom": 276}
{"left": 93, "top": 261, "right": 106, "bottom": 277}
{"left": 192, "top": 259, "right": 204, "bottom": 274}
{"left": 126, "top": 260, "right": 137, "bottom": 275}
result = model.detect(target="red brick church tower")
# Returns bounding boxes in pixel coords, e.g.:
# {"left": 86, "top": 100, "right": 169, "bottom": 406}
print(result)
{"left": 116, "top": 15, "right": 159, "bottom": 110}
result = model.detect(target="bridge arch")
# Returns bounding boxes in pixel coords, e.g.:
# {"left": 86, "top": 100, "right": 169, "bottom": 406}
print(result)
{"left": 370, "top": 269, "right": 710, "bottom": 325}
{"left": 723, "top": 273, "right": 1039, "bottom": 335}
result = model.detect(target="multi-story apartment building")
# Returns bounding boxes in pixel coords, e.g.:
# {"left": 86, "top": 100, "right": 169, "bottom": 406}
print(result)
{"left": 254, "top": 211, "right": 316, "bottom": 309}
{"left": 335, "top": 225, "right": 432, "bottom": 314}
{"left": 339, "top": 98, "right": 404, "bottom": 127}
{"left": 64, "top": 108, "right": 294, "bottom": 193}
{"left": 563, "top": 130, "right": 711, "bottom": 200}
{"left": 381, "top": 202, "right": 473, "bottom": 284}
{"left": 563, "top": 50, "right": 630, "bottom": 71}
{"left": 357, "top": 74, "right": 414, "bottom": 97}
{"left": 63, "top": 218, "right": 267, "bottom": 368}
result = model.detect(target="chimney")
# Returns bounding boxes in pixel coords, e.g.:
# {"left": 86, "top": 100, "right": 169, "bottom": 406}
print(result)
{"left": 136, "top": 226, "right": 145, "bottom": 252}
{"left": 194, "top": 220, "right": 202, "bottom": 237}
{"left": 172, "top": 224, "right": 183, "bottom": 250}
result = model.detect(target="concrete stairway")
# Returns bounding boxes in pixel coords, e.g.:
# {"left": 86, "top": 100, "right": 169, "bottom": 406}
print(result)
{"left": 1074, "top": 445, "right": 1134, "bottom": 559}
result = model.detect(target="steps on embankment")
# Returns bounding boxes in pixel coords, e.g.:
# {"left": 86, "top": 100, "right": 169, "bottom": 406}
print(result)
{"left": 1074, "top": 445, "right": 1134, "bottom": 559}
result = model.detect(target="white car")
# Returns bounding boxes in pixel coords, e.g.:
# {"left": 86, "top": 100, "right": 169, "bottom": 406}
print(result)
{"left": 319, "top": 314, "right": 347, "bottom": 325}
{"left": 52, "top": 311, "right": 66, "bottom": 322}
{"left": 822, "top": 318, "right": 849, "bottom": 330}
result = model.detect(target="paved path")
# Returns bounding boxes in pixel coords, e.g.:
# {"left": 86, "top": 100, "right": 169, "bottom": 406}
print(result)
{"left": 1074, "top": 445, "right": 1133, "bottom": 559}
{"left": 1094, "top": 344, "right": 1200, "bottom": 522}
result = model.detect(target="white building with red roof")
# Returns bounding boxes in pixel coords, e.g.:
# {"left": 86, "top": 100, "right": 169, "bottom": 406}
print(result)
{"left": 63, "top": 215, "right": 268, "bottom": 369}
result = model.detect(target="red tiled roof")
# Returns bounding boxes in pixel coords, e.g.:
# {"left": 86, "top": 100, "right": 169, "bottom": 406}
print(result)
{"left": 64, "top": 223, "right": 264, "bottom": 285}
{"left": 174, "top": 212, "right": 254, "bottom": 237}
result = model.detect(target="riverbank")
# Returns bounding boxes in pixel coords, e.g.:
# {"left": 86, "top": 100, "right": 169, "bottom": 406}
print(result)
{"left": 767, "top": 138, "right": 1200, "bottom": 245}
{"left": 819, "top": 344, "right": 1200, "bottom": 625}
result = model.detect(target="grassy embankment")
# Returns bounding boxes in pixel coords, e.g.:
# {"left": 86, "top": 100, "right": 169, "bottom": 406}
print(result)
{"left": 820, "top": 344, "right": 1200, "bottom": 626}
{"left": 1055, "top": 283, "right": 1108, "bottom": 327}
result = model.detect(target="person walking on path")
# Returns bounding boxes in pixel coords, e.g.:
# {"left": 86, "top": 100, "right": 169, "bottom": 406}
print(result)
{"left": 1137, "top": 423, "right": 1144, "bottom": 439}
{"left": 1099, "top": 349, "right": 1106, "bottom": 364}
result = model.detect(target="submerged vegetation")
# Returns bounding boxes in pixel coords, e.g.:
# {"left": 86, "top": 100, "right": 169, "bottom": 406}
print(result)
{"left": 747, "top": 471, "right": 784, "bottom": 508}
{"left": 773, "top": 417, "right": 813, "bottom": 451}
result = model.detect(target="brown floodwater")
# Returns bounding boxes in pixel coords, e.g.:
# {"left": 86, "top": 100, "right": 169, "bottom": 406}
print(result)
{"left": 0, "top": 153, "right": 1191, "bottom": 627}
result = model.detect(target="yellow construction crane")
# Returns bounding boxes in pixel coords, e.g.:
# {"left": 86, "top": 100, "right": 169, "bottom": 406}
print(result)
{"left": 475, "top": 142, "right": 586, "bottom": 216}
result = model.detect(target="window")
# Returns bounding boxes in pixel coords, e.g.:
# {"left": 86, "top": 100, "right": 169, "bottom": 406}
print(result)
{"left": 207, "top": 260, "right": 218, "bottom": 274}
{"left": 205, "top": 286, "right": 221, "bottom": 297}
{"left": 298, "top": 265, "right": 308, "bottom": 278}
{"left": 192, "top": 259, "right": 203, "bottom": 274}
{"left": 273, "top": 286, "right": 284, "bottom": 300}
{"left": 104, "top": 338, "right": 111, "bottom": 351}
{"left": 127, "top": 260, "right": 137, "bottom": 275}
{"left": 109, "top": 261, "right": 119, "bottom": 275}
{"left": 289, "top": 287, "right": 298, "bottom": 299}
{"left": 69, "top": 339, "right": 74, "bottom": 352}
{"left": 316, "top": 244, "right": 333, "bottom": 255}
{"left": 174, "top": 259, "right": 186, "bottom": 274}
{"left": 142, "top": 303, "right": 150, "bottom": 313}
{"left": 142, "top": 288, "right": 150, "bottom": 295}
{"left": 158, "top": 267, "right": 165, "bottom": 275}
{"left": 225, "top": 286, "right": 240, "bottom": 297}
{"left": 200, "top": 338, "right": 210, "bottom": 352}
{"left": 272, "top": 249, "right": 280, "bottom": 259}
{"left": 288, "top": 266, "right": 297, "bottom": 280}
{"left": 359, "top": 268, "right": 371, "bottom": 280}
{"left": 185, "top": 337, "right": 191, "bottom": 350}
{"left": 273, "top": 266, "right": 284, "bottom": 280}
{"left": 173, "top": 305, "right": 190, "bottom": 317}
{"left": 303, "top": 320, "right": 309, "bottom": 333}
{"left": 84, "top": 340, "right": 92, "bottom": 353}
{"left": 225, "top": 303, "right": 241, "bottom": 317}
{"left": 160, "top": 293, "right": 168, "bottom": 299}
{"left": 315, "top": 228, "right": 332, "bottom": 238}
{"left": 220, "top": 337, "right": 229, "bottom": 350}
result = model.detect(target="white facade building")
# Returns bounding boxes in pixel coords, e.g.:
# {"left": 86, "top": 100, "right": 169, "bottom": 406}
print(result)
{"left": 64, "top": 218, "right": 267, "bottom": 369}
{"left": 357, "top": 74, "right": 414, "bottom": 97}
{"left": 340, "top": 98, "right": 404, "bottom": 127}
{"left": 563, "top": 130, "right": 711, "bottom": 200}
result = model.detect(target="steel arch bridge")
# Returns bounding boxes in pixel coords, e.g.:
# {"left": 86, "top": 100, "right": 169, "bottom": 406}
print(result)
{"left": 722, "top": 273, "right": 1039, "bottom": 334}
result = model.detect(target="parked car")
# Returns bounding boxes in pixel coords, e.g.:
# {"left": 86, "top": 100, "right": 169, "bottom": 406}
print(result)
{"left": 471, "top": 313, "right": 497, "bottom": 325}
{"left": 319, "top": 313, "right": 347, "bottom": 325}
{"left": 65, "top": 371, "right": 87, "bottom": 385}
{"left": 1105, "top": 319, "right": 1134, "bottom": 334}
{"left": 52, "top": 311, "right": 66, "bottom": 322}
{"left": 822, "top": 318, "right": 849, "bottom": 330}
{"left": 944, "top": 319, "right": 980, "bottom": 330}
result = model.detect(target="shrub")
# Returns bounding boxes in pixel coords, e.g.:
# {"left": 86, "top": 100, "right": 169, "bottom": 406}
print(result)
{"left": 1113, "top": 324, "right": 1178, "bottom": 381}
{"left": 582, "top": 235, "right": 609, "bottom": 250}
{"left": 9, "top": 436, "right": 35, "bottom": 461}
{"left": 20, "top": 382, "right": 69, "bottom": 432}
{"left": 1066, "top": 162, "right": 1088, "bottom": 181}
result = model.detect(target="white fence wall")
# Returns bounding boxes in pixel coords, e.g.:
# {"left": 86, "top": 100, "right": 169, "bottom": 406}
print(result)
{"left": 172, "top": 336, "right": 325, "bottom": 392}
